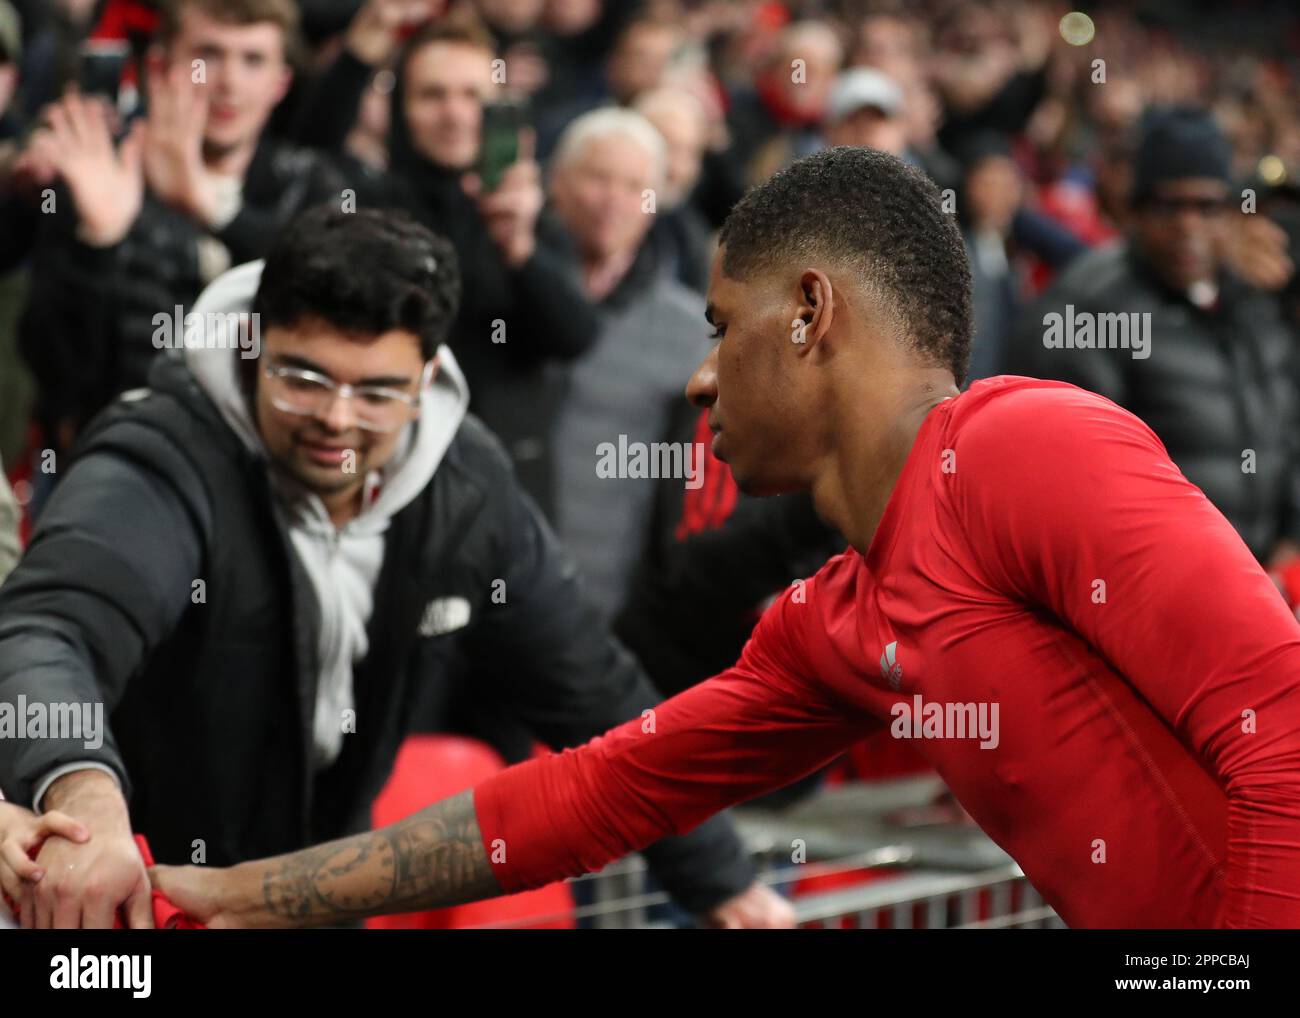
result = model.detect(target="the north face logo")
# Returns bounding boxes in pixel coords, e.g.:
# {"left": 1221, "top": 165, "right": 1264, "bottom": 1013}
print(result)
{"left": 418, "top": 596, "right": 471, "bottom": 637}
{"left": 880, "top": 641, "right": 902, "bottom": 690}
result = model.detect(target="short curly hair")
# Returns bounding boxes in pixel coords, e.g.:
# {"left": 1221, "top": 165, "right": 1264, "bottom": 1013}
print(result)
{"left": 253, "top": 205, "right": 461, "bottom": 362}
{"left": 718, "top": 146, "right": 973, "bottom": 385}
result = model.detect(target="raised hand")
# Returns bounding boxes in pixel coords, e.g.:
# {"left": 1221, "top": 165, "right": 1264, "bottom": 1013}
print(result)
{"left": 39, "top": 91, "right": 145, "bottom": 247}
{"left": 141, "top": 60, "right": 218, "bottom": 226}
{"left": 347, "top": 0, "right": 441, "bottom": 66}
{"left": 463, "top": 127, "right": 543, "bottom": 269}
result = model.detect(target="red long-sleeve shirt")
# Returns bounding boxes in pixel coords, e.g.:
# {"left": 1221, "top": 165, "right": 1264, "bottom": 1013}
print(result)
{"left": 474, "top": 377, "right": 1300, "bottom": 927}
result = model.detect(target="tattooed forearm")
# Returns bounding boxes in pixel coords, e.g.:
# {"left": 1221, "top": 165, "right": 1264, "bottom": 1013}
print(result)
{"left": 257, "top": 789, "right": 501, "bottom": 925}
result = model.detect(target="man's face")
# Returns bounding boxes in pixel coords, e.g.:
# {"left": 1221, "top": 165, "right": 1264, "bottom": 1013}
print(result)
{"left": 607, "top": 24, "right": 678, "bottom": 104}
{"left": 170, "top": 6, "right": 291, "bottom": 154}
{"left": 642, "top": 102, "right": 706, "bottom": 207}
{"left": 1132, "top": 178, "right": 1230, "bottom": 291}
{"left": 255, "top": 320, "right": 429, "bottom": 498}
{"left": 824, "top": 105, "right": 906, "bottom": 155}
{"left": 687, "top": 248, "right": 815, "bottom": 496}
{"left": 854, "top": 15, "right": 918, "bottom": 81}
{"left": 403, "top": 41, "right": 494, "bottom": 170}
{"left": 550, "top": 133, "right": 658, "bottom": 261}
{"left": 775, "top": 32, "right": 840, "bottom": 115}
{"left": 965, "top": 154, "right": 1023, "bottom": 232}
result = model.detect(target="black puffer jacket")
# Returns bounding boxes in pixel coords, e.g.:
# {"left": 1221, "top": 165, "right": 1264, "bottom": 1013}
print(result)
{"left": 1009, "top": 242, "right": 1300, "bottom": 561}
{"left": 18, "top": 136, "right": 343, "bottom": 438}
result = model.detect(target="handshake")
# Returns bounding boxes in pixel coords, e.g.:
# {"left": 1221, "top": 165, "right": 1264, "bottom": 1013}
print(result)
{"left": 0, "top": 776, "right": 227, "bottom": 929}
{"left": 3, "top": 770, "right": 796, "bottom": 930}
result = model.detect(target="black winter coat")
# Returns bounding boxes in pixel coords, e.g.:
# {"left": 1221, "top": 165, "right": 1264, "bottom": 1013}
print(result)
{"left": 1009, "top": 242, "right": 1300, "bottom": 562}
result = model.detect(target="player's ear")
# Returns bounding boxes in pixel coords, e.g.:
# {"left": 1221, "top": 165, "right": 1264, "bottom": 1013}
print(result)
{"left": 793, "top": 269, "right": 833, "bottom": 354}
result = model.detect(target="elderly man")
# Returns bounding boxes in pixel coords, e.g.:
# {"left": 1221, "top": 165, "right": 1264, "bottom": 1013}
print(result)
{"left": 546, "top": 108, "right": 711, "bottom": 620}
{"left": 633, "top": 87, "right": 714, "bottom": 293}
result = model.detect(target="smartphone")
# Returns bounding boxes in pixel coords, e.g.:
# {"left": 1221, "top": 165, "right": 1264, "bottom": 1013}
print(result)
{"left": 477, "top": 102, "right": 523, "bottom": 192}
{"left": 78, "top": 40, "right": 130, "bottom": 104}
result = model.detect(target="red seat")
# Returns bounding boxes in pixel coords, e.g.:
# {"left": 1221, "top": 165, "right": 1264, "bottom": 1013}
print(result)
{"left": 366, "top": 735, "right": 575, "bottom": 929}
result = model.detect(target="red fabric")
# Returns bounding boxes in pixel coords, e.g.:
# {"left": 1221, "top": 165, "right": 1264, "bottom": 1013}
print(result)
{"left": 6, "top": 423, "right": 39, "bottom": 547}
{"left": 756, "top": 2, "right": 791, "bottom": 31}
{"left": 1026, "top": 179, "right": 1118, "bottom": 294}
{"left": 3, "top": 834, "right": 205, "bottom": 929}
{"left": 827, "top": 728, "right": 929, "bottom": 784}
{"left": 89, "top": 0, "right": 160, "bottom": 40}
{"left": 755, "top": 72, "right": 825, "bottom": 129}
{"left": 473, "top": 377, "right": 1300, "bottom": 928}
{"left": 675, "top": 408, "right": 739, "bottom": 540}
{"left": 130, "top": 835, "right": 204, "bottom": 929}
{"left": 1036, "top": 179, "right": 1117, "bottom": 249}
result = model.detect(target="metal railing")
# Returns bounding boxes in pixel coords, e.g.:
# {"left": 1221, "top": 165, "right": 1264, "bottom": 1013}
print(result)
{"left": 459, "top": 775, "right": 1065, "bottom": 929}
{"left": 791, "top": 862, "right": 1065, "bottom": 929}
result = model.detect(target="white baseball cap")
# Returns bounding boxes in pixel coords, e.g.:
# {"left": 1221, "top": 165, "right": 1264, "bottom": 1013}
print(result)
{"left": 827, "top": 68, "right": 904, "bottom": 123}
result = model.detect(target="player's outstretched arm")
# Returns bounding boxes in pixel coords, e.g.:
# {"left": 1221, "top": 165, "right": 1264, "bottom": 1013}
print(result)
{"left": 149, "top": 789, "right": 497, "bottom": 928}
{"left": 151, "top": 584, "right": 879, "bottom": 928}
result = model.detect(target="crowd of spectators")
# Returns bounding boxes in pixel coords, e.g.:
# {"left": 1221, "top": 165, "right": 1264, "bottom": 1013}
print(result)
{"left": 1, "top": 0, "right": 1300, "bottom": 925}
{"left": 1, "top": 0, "right": 1299, "bottom": 559}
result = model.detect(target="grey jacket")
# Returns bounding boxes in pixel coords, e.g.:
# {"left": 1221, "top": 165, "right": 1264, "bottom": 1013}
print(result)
{"left": 551, "top": 244, "right": 711, "bottom": 618}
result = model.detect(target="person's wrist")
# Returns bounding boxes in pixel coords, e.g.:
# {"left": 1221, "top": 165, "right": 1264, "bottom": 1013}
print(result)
{"left": 42, "top": 770, "right": 129, "bottom": 830}
{"left": 182, "top": 180, "right": 220, "bottom": 229}
{"left": 76, "top": 216, "right": 131, "bottom": 248}
{"left": 43, "top": 768, "right": 117, "bottom": 807}
{"left": 503, "top": 232, "right": 536, "bottom": 269}
{"left": 222, "top": 861, "right": 281, "bottom": 929}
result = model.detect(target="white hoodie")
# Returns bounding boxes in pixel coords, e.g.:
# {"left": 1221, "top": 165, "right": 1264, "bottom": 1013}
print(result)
{"left": 186, "top": 261, "right": 470, "bottom": 770}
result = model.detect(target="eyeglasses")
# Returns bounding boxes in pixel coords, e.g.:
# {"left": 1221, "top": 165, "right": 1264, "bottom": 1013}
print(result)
{"left": 263, "top": 362, "right": 430, "bottom": 433}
